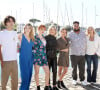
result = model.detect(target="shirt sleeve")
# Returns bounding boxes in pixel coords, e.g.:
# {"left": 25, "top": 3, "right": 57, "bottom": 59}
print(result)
{"left": 96, "top": 36, "right": 100, "bottom": 56}
{"left": 68, "top": 32, "right": 73, "bottom": 47}
{"left": 15, "top": 32, "right": 18, "bottom": 43}
{"left": 68, "top": 32, "right": 72, "bottom": 41}
{"left": 0, "top": 32, "right": 2, "bottom": 45}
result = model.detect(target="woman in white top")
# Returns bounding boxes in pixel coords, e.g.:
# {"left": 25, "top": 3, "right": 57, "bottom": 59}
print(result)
{"left": 85, "top": 26, "right": 100, "bottom": 83}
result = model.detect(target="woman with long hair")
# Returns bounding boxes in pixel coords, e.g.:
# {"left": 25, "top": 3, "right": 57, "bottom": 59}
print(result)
{"left": 85, "top": 26, "right": 100, "bottom": 84}
{"left": 19, "top": 23, "right": 35, "bottom": 90}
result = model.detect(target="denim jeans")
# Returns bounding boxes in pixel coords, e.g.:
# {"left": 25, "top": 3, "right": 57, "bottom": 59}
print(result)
{"left": 85, "top": 54, "right": 98, "bottom": 82}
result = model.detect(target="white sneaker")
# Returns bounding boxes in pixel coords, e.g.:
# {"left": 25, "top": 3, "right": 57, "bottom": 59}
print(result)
{"left": 91, "top": 82, "right": 96, "bottom": 84}
{"left": 87, "top": 82, "right": 91, "bottom": 85}
{"left": 81, "top": 81, "right": 88, "bottom": 86}
{"left": 72, "top": 80, "right": 77, "bottom": 85}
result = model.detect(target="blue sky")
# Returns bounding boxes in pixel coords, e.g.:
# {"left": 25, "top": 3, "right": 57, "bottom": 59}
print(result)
{"left": 0, "top": 0, "right": 100, "bottom": 28}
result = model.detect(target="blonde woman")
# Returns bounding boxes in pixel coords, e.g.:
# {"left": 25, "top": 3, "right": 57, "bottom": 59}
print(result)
{"left": 45, "top": 25, "right": 59, "bottom": 90}
{"left": 85, "top": 26, "right": 100, "bottom": 84}
{"left": 57, "top": 28, "right": 69, "bottom": 89}
{"left": 19, "top": 23, "right": 35, "bottom": 90}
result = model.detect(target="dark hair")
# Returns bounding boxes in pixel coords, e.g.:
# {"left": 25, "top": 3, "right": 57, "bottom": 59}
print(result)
{"left": 4, "top": 16, "right": 16, "bottom": 26}
{"left": 73, "top": 21, "right": 79, "bottom": 25}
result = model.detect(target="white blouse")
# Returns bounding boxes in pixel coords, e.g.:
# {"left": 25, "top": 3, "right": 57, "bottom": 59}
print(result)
{"left": 86, "top": 38, "right": 96, "bottom": 55}
{"left": 86, "top": 34, "right": 100, "bottom": 56}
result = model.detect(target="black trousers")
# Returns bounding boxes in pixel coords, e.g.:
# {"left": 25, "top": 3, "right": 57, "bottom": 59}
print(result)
{"left": 70, "top": 55, "right": 85, "bottom": 81}
{"left": 47, "top": 57, "right": 57, "bottom": 85}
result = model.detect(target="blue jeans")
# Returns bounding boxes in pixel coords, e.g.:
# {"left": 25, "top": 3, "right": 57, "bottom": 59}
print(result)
{"left": 85, "top": 54, "right": 98, "bottom": 82}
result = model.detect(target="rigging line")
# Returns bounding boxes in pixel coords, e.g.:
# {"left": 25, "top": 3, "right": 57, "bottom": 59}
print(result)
{"left": 59, "top": 1, "right": 65, "bottom": 26}
{"left": 57, "top": 0, "right": 60, "bottom": 25}
{"left": 65, "top": 0, "right": 70, "bottom": 26}
{"left": 43, "top": 0, "right": 46, "bottom": 23}
{"left": 69, "top": 0, "right": 74, "bottom": 25}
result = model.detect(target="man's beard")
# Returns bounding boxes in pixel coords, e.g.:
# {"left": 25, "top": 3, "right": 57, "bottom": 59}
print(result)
{"left": 74, "top": 29, "right": 80, "bottom": 32}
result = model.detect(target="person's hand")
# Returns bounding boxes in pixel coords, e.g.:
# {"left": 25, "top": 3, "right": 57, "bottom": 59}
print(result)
{"left": 65, "top": 49, "right": 69, "bottom": 52}
{"left": 94, "top": 53, "right": 97, "bottom": 55}
{"left": 60, "top": 49, "right": 68, "bottom": 52}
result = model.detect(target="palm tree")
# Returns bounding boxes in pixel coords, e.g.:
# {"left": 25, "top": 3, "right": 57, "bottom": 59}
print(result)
{"left": 29, "top": 19, "right": 41, "bottom": 25}
{"left": 0, "top": 22, "right": 6, "bottom": 30}
{"left": 29, "top": 18, "right": 41, "bottom": 34}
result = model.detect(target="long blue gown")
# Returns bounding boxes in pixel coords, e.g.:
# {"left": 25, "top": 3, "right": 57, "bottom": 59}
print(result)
{"left": 19, "top": 34, "right": 34, "bottom": 90}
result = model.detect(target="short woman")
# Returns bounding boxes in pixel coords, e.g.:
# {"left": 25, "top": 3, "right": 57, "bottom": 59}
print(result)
{"left": 57, "top": 28, "right": 69, "bottom": 89}
{"left": 33, "top": 25, "right": 50, "bottom": 90}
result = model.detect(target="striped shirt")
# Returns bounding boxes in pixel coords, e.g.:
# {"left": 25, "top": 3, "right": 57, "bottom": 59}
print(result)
{"left": 69, "top": 30, "right": 87, "bottom": 56}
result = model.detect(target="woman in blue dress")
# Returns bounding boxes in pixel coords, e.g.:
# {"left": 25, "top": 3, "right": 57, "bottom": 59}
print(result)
{"left": 18, "top": 23, "right": 34, "bottom": 90}
{"left": 33, "top": 25, "right": 50, "bottom": 90}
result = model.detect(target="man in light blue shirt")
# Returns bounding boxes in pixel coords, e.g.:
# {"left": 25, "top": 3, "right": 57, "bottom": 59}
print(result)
{"left": 69, "top": 21, "right": 87, "bottom": 86}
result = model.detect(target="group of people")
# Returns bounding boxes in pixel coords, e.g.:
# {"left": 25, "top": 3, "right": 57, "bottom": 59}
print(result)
{"left": 0, "top": 15, "right": 100, "bottom": 90}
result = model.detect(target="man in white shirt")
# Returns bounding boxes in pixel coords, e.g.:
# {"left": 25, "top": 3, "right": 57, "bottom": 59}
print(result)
{"left": 0, "top": 16, "right": 18, "bottom": 90}
{"left": 69, "top": 21, "right": 87, "bottom": 86}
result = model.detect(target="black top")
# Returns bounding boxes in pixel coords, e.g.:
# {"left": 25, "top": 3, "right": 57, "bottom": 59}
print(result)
{"left": 45, "top": 34, "right": 57, "bottom": 58}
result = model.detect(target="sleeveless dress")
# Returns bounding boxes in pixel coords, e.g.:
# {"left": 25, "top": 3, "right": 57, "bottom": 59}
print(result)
{"left": 33, "top": 34, "right": 48, "bottom": 66}
{"left": 19, "top": 34, "right": 34, "bottom": 90}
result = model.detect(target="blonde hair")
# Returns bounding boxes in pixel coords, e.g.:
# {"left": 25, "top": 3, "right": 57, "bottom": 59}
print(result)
{"left": 60, "top": 27, "right": 67, "bottom": 32}
{"left": 48, "top": 25, "right": 57, "bottom": 35}
{"left": 86, "top": 26, "right": 95, "bottom": 36}
{"left": 24, "top": 23, "right": 35, "bottom": 41}
{"left": 59, "top": 27, "right": 67, "bottom": 36}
